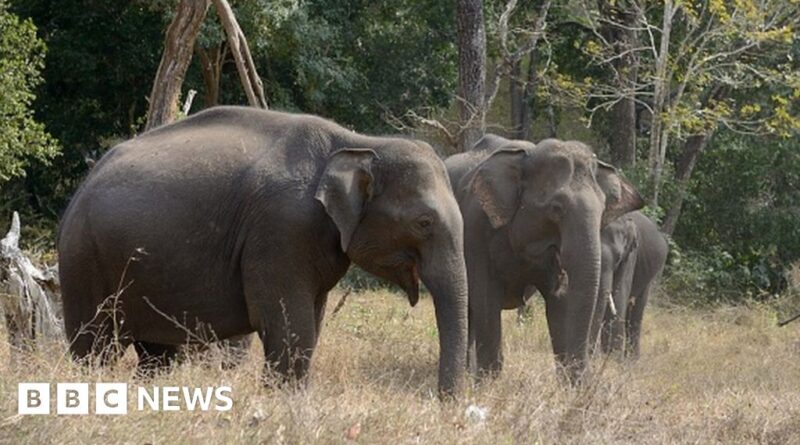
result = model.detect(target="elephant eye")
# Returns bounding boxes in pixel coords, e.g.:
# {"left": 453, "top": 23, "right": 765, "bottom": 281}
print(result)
{"left": 416, "top": 215, "right": 434, "bottom": 229}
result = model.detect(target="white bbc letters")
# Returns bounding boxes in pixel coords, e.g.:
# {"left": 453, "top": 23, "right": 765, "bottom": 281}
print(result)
{"left": 18, "top": 383, "right": 50, "bottom": 415}
{"left": 56, "top": 383, "right": 89, "bottom": 415}
{"left": 96, "top": 383, "right": 128, "bottom": 415}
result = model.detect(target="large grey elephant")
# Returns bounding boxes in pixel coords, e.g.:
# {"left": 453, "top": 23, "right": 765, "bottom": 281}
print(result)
{"left": 58, "top": 106, "right": 468, "bottom": 396}
{"left": 589, "top": 211, "right": 668, "bottom": 359}
{"left": 446, "top": 134, "right": 643, "bottom": 382}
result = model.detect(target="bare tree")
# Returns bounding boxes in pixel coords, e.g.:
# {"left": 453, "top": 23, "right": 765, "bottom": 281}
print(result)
{"left": 145, "top": 0, "right": 210, "bottom": 131}
{"left": 145, "top": 0, "right": 266, "bottom": 131}
{"left": 195, "top": 42, "right": 227, "bottom": 107}
{"left": 646, "top": 0, "right": 676, "bottom": 208}
{"left": 211, "top": 0, "right": 267, "bottom": 109}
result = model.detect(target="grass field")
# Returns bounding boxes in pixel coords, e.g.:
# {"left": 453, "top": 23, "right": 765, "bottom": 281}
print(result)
{"left": 1, "top": 288, "right": 799, "bottom": 444}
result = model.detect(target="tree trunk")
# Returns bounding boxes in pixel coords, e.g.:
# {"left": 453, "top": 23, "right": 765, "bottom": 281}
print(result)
{"left": 456, "top": 0, "right": 487, "bottom": 152}
{"left": 521, "top": 50, "right": 540, "bottom": 141}
{"left": 661, "top": 132, "right": 711, "bottom": 236}
{"left": 546, "top": 101, "right": 557, "bottom": 138}
{"left": 196, "top": 43, "right": 225, "bottom": 108}
{"left": 602, "top": 1, "right": 639, "bottom": 168}
{"left": 510, "top": 59, "right": 524, "bottom": 139}
{"left": 647, "top": 0, "right": 675, "bottom": 207}
{"left": 661, "top": 84, "right": 726, "bottom": 235}
{"left": 510, "top": 50, "right": 539, "bottom": 141}
{"left": 212, "top": 0, "right": 268, "bottom": 109}
{"left": 609, "top": 98, "right": 637, "bottom": 167}
{"left": 144, "top": 0, "right": 210, "bottom": 131}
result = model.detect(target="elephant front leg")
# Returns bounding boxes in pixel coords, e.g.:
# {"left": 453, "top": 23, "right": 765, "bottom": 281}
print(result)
{"left": 471, "top": 296, "right": 503, "bottom": 379}
{"left": 259, "top": 296, "right": 317, "bottom": 384}
{"left": 243, "top": 264, "right": 320, "bottom": 386}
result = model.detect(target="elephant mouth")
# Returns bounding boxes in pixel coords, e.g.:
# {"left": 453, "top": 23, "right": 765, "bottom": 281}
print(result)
{"left": 368, "top": 252, "right": 420, "bottom": 307}
{"left": 396, "top": 263, "right": 420, "bottom": 307}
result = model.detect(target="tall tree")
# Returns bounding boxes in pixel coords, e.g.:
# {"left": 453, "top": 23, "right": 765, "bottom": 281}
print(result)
{"left": 145, "top": 0, "right": 210, "bottom": 131}
{"left": 146, "top": 0, "right": 267, "bottom": 131}
{"left": 598, "top": 0, "right": 638, "bottom": 168}
{"left": 456, "top": 0, "right": 487, "bottom": 152}
{"left": 506, "top": 0, "right": 551, "bottom": 141}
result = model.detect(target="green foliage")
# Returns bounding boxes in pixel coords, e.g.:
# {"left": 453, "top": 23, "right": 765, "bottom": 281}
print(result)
{"left": 663, "top": 242, "right": 755, "bottom": 305}
{"left": 340, "top": 266, "right": 393, "bottom": 291}
{"left": 0, "top": 0, "right": 58, "bottom": 183}
{"left": 674, "top": 134, "right": 800, "bottom": 297}
{"left": 6, "top": 0, "right": 164, "bottom": 218}
{"left": 254, "top": 0, "right": 457, "bottom": 132}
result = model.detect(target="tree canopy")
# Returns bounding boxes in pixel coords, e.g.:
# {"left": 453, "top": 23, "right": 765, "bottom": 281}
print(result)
{"left": 2, "top": 0, "right": 799, "bottom": 300}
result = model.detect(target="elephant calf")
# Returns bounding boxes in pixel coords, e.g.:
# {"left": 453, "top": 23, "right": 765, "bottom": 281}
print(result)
{"left": 446, "top": 134, "right": 643, "bottom": 383}
{"left": 58, "top": 106, "right": 468, "bottom": 396}
{"left": 590, "top": 211, "right": 668, "bottom": 359}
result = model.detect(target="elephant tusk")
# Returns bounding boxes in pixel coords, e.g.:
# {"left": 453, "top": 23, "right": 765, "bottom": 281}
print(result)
{"left": 607, "top": 291, "right": 617, "bottom": 317}
{"left": 554, "top": 268, "right": 569, "bottom": 299}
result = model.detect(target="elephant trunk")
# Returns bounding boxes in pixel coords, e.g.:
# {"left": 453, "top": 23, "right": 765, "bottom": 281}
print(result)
{"left": 546, "top": 200, "right": 602, "bottom": 384}
{"left": 419, "top": 239, "right": 468, "bottom": 399}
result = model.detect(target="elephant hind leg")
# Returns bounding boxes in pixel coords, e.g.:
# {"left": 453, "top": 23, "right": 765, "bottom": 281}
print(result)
{"left": 62, "top": 247, "right": 134, "bottom": 367}
{"left": 134, "top": 341, "right": 180, "bottom": 378}
{"left": 66, "top": 307, "right": 130, "bottom": 367}
{"left": 245, "top": 273, "right": 319, "bottom": 386}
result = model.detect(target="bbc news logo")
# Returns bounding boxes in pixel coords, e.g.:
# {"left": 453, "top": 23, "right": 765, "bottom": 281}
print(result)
{"left": 18, "top": 383, "right": 233, "bottom": 415}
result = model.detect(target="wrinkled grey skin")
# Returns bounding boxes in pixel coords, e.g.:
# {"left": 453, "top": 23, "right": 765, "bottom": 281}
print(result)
{"left": 446, "top": 135, "right": 643, "bottom": 383}
{"left": 589, "top": 211, "right": 668, "bottom": 359}
{"left": 58, "top": 106, "right": 468, "bottom": 396}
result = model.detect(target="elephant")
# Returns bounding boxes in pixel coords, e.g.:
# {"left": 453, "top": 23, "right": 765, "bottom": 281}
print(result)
{"left": 58, "top": 106, "right": 468, "bottom": 396}
{"left": 445, "top": 134, "right": 643, "bottom": 382}
{"left": 589, "top": 211, "right": 668, "bottom": 359}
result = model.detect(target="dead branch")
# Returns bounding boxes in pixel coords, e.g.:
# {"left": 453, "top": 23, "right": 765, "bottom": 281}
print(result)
{"left": 0, "top": 212, "right": 62, "bottom": 353}
{"left": 778, "top": 312, "right": 800, "bottom": 327}
{"left": 330, "top": 288, "right": 353, "bottom": 318}
{"left": 211, "top": 0, "right": 268, "bottom": 109}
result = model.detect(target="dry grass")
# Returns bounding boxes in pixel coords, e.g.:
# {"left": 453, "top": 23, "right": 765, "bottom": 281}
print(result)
{"left": 1, "top": 289, "right": 799, "bottom": 444}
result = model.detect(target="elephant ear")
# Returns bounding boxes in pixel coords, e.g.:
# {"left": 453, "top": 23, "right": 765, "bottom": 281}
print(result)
{"left": 596, "top": 160, "right": 644, "bottom": 226}
{"left": 469, "top": 147, "right": 527, "bottom": 229}
{"left": 315, "top": 148, "right": 377, "bottom": 252}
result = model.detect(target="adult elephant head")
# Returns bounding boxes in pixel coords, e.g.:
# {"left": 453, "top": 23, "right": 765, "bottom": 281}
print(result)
{"left": 448, "top": 137, "right": 642, "bottom": 383}
{"left": 315, "top": 143, "right": 468, "bottom": 396}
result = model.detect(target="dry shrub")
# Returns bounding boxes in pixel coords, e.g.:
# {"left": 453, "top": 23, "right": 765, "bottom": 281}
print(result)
{"left": 1, "top": 288, "right": 799, "bottom": 444}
